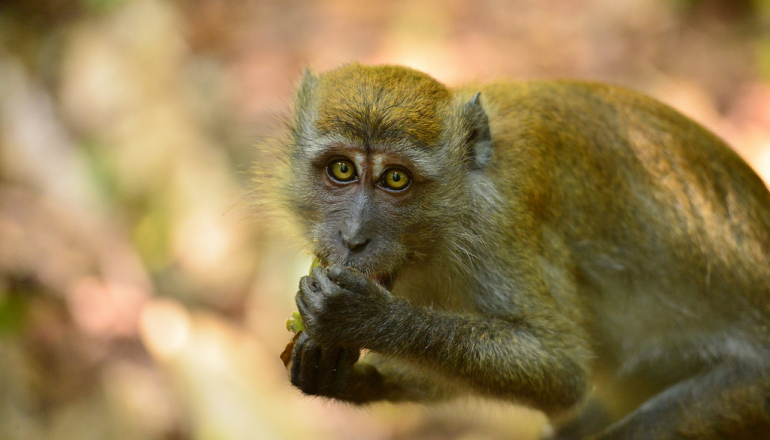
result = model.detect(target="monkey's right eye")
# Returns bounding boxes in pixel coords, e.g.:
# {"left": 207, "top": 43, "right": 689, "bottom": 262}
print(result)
{"left": 327, "top": 160, "right": 357, "bottom": 182}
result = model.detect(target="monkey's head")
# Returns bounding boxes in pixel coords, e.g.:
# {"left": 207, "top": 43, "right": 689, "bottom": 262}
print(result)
{"left": 283, "top": 64, "right": 493, "bottom": 287}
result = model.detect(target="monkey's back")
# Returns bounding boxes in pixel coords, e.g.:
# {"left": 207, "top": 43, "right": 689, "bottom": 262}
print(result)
{"left": 475, "top": 80, "right": 770, "bottom": 373}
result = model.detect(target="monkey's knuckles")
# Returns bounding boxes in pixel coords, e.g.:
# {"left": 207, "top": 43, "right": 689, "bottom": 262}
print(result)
{"left": 298, "top": 266, "right": 390, "bottom": 348}
{"left": 325, "top": 265, "right": 391, "bottom": 305}
{"left": 326, "top": 265, "right": 370, "bottom": 290}
{"left": 290, "top": 332, "right": 318, "bottom": 393}
{"left": 295, "top": 280, "right": 345, "bottom": 345}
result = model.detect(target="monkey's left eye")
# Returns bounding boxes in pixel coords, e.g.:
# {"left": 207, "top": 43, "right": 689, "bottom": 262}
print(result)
{"left": 328, "top": 159, "right": 357, "bottom": 182}
{"left": 381, "top": 168, "right": 410, "bottom": 191}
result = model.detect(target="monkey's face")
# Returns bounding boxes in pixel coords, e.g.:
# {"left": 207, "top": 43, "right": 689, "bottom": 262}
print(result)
{"left": 284, "top": 64, "right": 487, "bottom": 289}
{"left": 291, "top": 142, "right": 461, "bottom": 289}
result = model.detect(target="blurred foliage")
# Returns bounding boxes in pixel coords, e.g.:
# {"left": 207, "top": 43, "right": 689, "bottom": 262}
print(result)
{"left": 1, "top": 1, "right": 770, "bottom": 439}
{"left": 0, "top": 280, "right": 27, "bottom": 334}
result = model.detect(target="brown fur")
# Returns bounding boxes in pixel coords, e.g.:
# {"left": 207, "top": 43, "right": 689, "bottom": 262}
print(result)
{"left": 314, "top": 64, "right": 450, "bottom": 147}
{"left": 278, "top": 64, "right": 770, "bottom": 440}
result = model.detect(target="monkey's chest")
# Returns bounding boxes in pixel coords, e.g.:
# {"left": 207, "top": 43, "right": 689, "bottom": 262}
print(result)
{"left": 391, "top": 261, "right": 477, "bottom": 312}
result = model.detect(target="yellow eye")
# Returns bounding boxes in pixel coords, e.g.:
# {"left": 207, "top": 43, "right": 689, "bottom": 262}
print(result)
{"left": 383, "top": 168, "right": 410, "bottom": 191}
{"left": 328, "top": 160, "right": 356, "bottom": 182}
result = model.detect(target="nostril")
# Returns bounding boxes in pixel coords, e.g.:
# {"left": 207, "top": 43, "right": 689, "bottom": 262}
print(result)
{"left": 340, "top": 231, "right": 370, "bottom": 252}
{"left": 350, "top": 238, "right": 370, "bottom": 252}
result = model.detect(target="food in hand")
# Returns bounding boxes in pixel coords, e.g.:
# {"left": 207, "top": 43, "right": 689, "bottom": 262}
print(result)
{"left": 286, "top": 311, "right": 304, "bottom": 333}
{"left": 280, "top": 332, "right": 301, "bottom": 367}
{"left": 281, "top": 256, "right": 323, "bottom": 367}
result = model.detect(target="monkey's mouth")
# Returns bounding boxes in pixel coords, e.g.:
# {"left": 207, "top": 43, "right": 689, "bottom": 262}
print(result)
{"left": 315, "top": 254, "right": 396, "bottom": 291}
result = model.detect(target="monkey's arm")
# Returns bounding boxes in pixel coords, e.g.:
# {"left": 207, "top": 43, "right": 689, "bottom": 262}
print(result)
{"left": 293, "top": 265, "right": 590, "bottom": 415}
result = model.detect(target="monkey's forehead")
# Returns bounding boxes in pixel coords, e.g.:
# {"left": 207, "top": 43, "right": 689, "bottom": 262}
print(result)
{"left": 314, "top": 65, "right": 451, "bottom": 148}
{"left": 314, "top": 103, "right": 443, "bottom": 148}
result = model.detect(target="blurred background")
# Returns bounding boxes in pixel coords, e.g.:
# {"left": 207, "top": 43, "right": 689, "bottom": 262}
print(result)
{"left": 2, "top": 0, "right": 770, "bottom": 439}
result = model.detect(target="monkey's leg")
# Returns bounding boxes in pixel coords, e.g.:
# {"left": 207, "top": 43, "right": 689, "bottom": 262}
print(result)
{"left": 551, "top": 369, "right": 673, "bottom": 439}
{"left": 550, "top": 398, "right": 613, "bottom": 440}
{"left": 592, "top": 360, "right": 770, "bottom": 440}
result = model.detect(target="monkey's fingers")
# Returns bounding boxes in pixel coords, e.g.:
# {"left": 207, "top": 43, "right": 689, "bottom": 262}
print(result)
{"left": 316, "top": 347, "right": 339, "bottom": 395}
{"left": 297, "top": 275, "right": 324, "bottom": 316}
{"left": 337, "top": 346, "right": 361, "bottom": 368}
{"left": 298, "top": 275, "right": 320, "bottom": 298}
{"left": 295, "top": 287, "right": 317, "bottom": 338}
{"left": 312, "top": 265, "right": 342, "bottom": 297}
{"left": 326, "top": 264, "right": 383, "bottom": 293}
{"left": 316, "top": 346, "right": 361, "bottom": 396}
{"left": 291, "top": 332, "right": 322, "bottom": 395}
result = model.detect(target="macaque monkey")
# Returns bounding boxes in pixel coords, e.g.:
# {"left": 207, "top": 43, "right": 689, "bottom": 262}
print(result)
{"left": 278, "top": 63, "right": 770, "bottom": 439}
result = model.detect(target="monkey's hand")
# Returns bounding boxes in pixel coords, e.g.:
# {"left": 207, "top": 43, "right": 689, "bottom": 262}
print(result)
{"left": 289, "top": 331, "right": 388, "bottom": 403}
{"left": 295, "top": 264, "right": 393, "bottom": 349}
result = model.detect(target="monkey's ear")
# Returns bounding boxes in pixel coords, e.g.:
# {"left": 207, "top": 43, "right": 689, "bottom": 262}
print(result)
{"left": 462, "top": 92, "right": 492, "bottom": 169}
{"left": 294, "top": 68, "right": 320, "bottom": 136}
{"left": 298, "top": 68, "right": 319, "bottom": 96}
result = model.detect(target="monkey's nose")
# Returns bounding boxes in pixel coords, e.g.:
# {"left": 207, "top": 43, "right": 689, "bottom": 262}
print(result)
{"left": 340, "top": 231, "right": 370, "bottom": 252}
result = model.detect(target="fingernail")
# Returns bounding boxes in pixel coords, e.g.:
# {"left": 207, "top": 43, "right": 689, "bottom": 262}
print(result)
{"left": 328, "top": 265, "right": 343, "bottom": 277}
